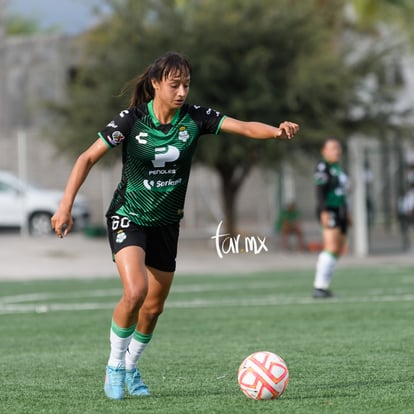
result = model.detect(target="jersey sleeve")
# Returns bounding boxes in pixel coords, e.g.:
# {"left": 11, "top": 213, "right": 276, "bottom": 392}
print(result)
{"left": 98, "top": 109, "right": 136, "bottom": 148}
{"left": 188, "top": 105, "right": 226, "bottom": 135}
{"left": 314, "top": 161, "right": 329, "bottom": 211}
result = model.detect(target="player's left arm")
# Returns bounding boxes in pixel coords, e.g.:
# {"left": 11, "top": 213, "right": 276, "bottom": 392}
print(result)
{"left": 220, "top": 117, "right": 299, "bottom": 140}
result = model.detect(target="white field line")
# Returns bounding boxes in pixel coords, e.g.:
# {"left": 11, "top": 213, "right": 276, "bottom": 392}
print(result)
{"left": 165, "top": 294, "right": 414, "bottom": 308}
{"left": 0, "top": 290, "right": 413, "bottom": 315}
{"left": 0, "top": 289, "right": 122, "bottom": 304}
{"left": 0, "top": 281, "right": 298, "bottom": 307}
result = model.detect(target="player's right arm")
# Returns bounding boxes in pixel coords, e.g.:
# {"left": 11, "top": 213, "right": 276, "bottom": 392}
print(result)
{"left": 51, "top": 138, "right": 109, "bottom": 238}
{"left": 314, "top": 161, "right": 331, "bottom": 228}
{"left": 221, "top": 117, "right": 299, "bottom": 140}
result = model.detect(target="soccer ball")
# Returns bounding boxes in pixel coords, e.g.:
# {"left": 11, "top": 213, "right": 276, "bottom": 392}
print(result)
{"left": 238, "top": 351, "right": 289, "bottom": 400}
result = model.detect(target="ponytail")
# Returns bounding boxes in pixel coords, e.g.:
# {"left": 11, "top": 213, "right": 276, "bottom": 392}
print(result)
{"left": 119, "top": 65, "right": 154, "bottom": 109}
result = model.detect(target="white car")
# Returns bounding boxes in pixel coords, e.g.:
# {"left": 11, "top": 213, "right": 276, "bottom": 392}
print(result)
{"left": 0, "top": 170, "right": 90, "bottom": 236}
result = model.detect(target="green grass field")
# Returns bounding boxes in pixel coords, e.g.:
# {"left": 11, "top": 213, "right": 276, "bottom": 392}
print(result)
{"left": 1, "top": 266, "right": 413, "bottom": 414}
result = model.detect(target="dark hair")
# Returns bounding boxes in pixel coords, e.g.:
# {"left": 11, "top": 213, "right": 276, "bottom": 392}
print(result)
{"left": 124, "top": 51, "right": 192, "bottom": 108}
{"left": 322, "top": 138, "right": 341, "bottom": 148}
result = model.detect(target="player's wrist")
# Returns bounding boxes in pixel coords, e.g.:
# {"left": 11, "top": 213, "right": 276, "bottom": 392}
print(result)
{"left": 273, "top": 129, "right": 281, "bottom": 139}
{"left": 57, "top": 203, "right": 73, "bottom": 215}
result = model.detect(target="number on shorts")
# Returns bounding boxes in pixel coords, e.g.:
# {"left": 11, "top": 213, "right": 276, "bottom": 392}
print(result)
{"left": 111, "top": 215, "right": 131, "bottom": 231}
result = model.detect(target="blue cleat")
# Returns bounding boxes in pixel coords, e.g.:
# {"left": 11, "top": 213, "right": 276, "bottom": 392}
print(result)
{"left": 126, "top": 368, "right": 150, "bottom": 397}
{"left": 104, "top": 365, "right": 126, "bottom": 400}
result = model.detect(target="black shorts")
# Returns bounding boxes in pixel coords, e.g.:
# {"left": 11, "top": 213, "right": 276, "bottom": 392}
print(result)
{"left": 317, "top": 207, "right": 348, "bottom": 235}
{"left": 107, "top": 215, "right": 180, "bottom": 272}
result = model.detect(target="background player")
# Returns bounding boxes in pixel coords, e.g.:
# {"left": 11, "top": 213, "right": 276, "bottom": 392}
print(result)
{"left": 313, "top": 138, "right": 350, "bottom": 298}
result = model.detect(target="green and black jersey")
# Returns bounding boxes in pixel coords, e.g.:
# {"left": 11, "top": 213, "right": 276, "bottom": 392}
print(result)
{"left": 99, "top": 101, "right": 225, "bottom": 226}
{"left": 314, "top": 159, "right": 348, "bottom": 213}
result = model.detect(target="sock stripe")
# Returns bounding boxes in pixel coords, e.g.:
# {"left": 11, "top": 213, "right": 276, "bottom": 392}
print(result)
{"left": 111, "top": 320, "right": 136, "bottom": 338}
{"left": 133, "top": 330, "right": 153, "bottom": 344}
{"left": 323, "top": 249, "right": 339, "bottom": 259}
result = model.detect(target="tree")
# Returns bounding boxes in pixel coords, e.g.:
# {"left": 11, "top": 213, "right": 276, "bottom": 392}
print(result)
{"left": 5, "top": 12, "right": 60, "bottom": 35}
{"left": 351, "top": 0, "right": 414, "bottom": 35}
{"left": 50, "top": 0, "right": 407, "bottom": 234}
{"left": 184, "top": 0, "right": 360, "bottom": 233}
{"left": 6, "top": 15, "right": 42, "bottom": 35}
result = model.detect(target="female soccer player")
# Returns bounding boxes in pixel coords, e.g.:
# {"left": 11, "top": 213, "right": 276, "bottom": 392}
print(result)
{"left": 51, "top": 51, "right": 299, "bottom": 400}
{"left": 313, "top": 139, "right": 351, "bottom": 298}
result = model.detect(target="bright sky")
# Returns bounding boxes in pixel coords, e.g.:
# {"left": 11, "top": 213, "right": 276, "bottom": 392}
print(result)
{"left": 6, "top": 0, "right": 110, "bottom": 34}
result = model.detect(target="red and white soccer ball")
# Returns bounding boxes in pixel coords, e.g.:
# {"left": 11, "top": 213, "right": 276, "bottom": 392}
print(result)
{"left": 238, "top": 351, "right": 289, "bottom": 400}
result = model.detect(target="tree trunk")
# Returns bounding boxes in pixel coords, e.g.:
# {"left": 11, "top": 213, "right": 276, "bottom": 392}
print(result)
{"left": 218, "top": 163, "right": 251, "bottom": 236}
{"left": 221, "top": 177, "right": 237, "bottom": 236}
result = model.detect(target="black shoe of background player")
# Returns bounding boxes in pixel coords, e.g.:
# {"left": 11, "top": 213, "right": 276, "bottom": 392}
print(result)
{"left": 313, "top": 288, "right": 334, "bottom": 298}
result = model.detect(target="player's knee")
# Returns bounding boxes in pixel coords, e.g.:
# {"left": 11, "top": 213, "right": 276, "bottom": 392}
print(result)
{"left": 141, "top": 304, "right": 165, "bottom": 324}
{"left": 121, "top": 288, "right": 148, "bottom": 312}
